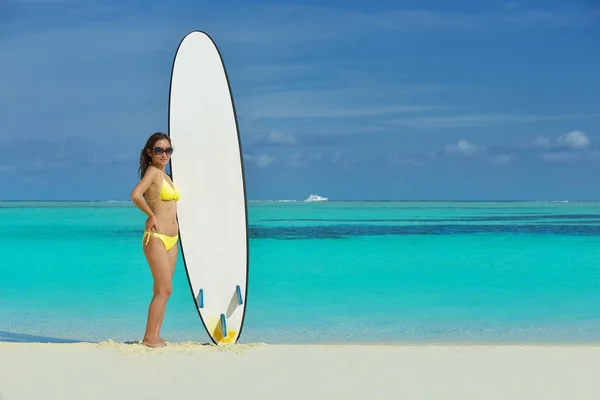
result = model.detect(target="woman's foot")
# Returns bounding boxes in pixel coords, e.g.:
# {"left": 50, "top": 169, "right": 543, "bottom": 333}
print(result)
{"left": 159, "top": 337, "right": 167, "bottom": 344}
{"left": 142, "top": 337, "right": 166, "bottom": 348}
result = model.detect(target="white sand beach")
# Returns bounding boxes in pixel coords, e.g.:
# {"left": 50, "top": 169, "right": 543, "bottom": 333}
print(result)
{"left": 1, "top": 341, "right": 600, "bottom": 399}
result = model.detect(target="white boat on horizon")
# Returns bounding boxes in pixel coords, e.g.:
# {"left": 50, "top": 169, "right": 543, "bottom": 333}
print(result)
{"left": 304, "top": 194, "right": 328, "bottom": 202}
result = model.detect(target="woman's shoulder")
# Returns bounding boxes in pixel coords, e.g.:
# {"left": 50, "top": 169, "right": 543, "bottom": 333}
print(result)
{"left": 143, "top": 165, "right": 162, "bottom": 181}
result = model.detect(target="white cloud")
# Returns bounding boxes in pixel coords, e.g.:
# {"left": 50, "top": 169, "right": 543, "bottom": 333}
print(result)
{"left": 444, "top": 140, "right": 484, "bottom": 157}
{"left": 532, "top": 130, "right": 591, "bottom": 149}
{"left": 490, "top": 153, "right": 513, "bottom": 166}
{"left": 499, "top": 10, "right": 590, "bottom": 28}
{"left": 533, "top": 135, "right": 552, "bottom": 148}
{"left": 531, "top": 130, "right": 592, "bottom": 163}
{"left": 441, "top": 139, "right": 514, "bottom": 167}
{"left": 541, "top": 152, "right": 579, "bottom": 162}
{"left": 244, "top": 154, "right": 275, "bottom": 168}
{"left": 285, "top": 152, "right": 354, "bottom": 170}
{"left": 237, "top": 90, "right": 436, "bottom": 120}
{"left": 390, "top": 113, "right": 600, "bottom": 129}
{"left": 557, "top": 130, "right": 590, "bottom": 149}
{"left": 264, "top": 131, "right": 296, "bottom": 145}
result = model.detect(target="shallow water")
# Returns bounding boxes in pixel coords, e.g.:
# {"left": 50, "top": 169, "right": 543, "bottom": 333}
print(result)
{"left": 2, "top": 200, "right": 600, "bottom": 344}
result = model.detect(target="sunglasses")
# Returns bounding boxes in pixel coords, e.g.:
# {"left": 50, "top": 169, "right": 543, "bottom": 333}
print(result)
{"left": 152, "top": 147, "right": 174, "bottom": 156}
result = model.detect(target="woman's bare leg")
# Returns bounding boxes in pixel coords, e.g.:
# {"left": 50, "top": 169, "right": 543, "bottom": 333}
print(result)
{"left": 142, "top": 236, "right": 172, "bottom": 347}
{"left": 156, "top": 244, "right": 178, "bottom": 342}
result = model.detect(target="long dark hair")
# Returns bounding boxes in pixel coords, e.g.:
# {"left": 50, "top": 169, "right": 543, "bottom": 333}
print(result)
{"left": 138, "top": 132, "right": 171, "bottom": 179}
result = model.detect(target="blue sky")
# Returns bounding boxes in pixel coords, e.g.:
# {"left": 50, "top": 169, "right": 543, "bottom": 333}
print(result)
{"left": 1, "top": 0, "right": 599, "bottom": 201}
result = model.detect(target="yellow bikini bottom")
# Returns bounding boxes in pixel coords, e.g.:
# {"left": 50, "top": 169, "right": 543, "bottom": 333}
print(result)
{"left": 143, "top": 230, "right": 179, "bottom": 251}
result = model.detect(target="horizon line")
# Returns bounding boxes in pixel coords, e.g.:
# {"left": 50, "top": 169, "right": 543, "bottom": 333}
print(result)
{"left": 1, "top": 199, "right": 599, "bottom": 203}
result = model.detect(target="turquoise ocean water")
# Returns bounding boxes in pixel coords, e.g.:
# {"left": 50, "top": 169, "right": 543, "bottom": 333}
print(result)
{"left": 1, "top": 200, "right": 600, "bottom": 344}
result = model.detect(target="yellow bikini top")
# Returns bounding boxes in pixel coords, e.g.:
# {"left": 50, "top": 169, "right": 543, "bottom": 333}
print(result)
{"left": 147, "top": 169, "right": 180, "bottom": 202}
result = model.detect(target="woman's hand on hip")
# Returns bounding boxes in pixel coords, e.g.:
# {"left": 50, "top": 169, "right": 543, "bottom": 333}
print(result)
{"left": 146, "top": 215, "right": 159, "bottom": 232}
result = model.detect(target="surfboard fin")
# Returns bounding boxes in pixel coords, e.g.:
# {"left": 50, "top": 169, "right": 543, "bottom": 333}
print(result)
{"left": 220, "top": 313, "right": 227, "bottom": 337}
{"left": 236, "top": 285, "right": 243, "bottom": 305}
{"left": 197, "top": 289, "right": 204, "bottom": 308}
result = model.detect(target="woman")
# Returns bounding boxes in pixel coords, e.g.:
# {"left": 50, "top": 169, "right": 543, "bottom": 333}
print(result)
{"left": 130, "top": 132, "right": 181, "bottom": 348}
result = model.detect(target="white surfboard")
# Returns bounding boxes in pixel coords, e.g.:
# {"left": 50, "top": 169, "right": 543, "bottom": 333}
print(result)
{"left": 168, "top": 30, "right": 249, "bottom": 345}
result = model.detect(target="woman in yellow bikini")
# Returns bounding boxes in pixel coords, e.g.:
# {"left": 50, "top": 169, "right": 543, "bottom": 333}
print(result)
{"left": 130, "top": 132, "right": 181, "bottom": 348}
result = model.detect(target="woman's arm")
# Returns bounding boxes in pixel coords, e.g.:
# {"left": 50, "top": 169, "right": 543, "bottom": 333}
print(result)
{"left": 130, "top": 168, "right": 158, "bottom": 217}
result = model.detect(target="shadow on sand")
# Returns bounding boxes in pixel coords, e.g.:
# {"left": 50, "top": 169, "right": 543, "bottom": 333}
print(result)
{"left": 0, "top": 330, "right": 214, "bottom": 347}
{"left": 0, "top": 330, "right": 95, "bottom": 344}
{"left": 119, "top": 339, "right": 214, "bottom": 347}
